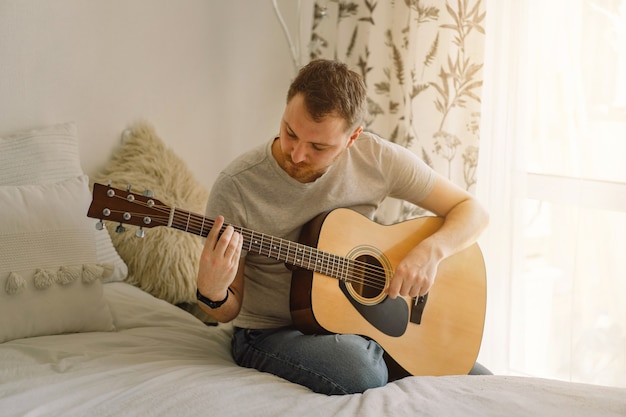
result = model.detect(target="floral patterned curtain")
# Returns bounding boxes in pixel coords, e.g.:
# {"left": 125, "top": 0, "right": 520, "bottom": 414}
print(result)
{"left": 309, "top": 0, "right": 486, "bottom": 222}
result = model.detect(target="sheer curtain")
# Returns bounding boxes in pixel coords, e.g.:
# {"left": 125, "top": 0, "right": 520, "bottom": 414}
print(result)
{"left": 478, "top": 0, "right": 626, "bottom": 387}
{"left": 307, "top": 0, "right": 486, "bottom": 223}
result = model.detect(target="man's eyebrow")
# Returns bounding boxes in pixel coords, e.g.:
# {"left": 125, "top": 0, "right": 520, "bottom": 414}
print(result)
{"left": 284, "top": 121, "right": 332, "bottom": 148}
{"left": 284, "top": 121, "right": 298, "bottom": 137}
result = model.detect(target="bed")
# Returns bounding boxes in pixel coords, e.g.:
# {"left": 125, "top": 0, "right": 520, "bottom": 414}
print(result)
{"left": 1, "top": 123, "right": 625, "bottom": 417}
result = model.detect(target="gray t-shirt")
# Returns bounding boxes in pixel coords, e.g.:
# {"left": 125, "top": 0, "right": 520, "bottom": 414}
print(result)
{"left": 205, "top": 131, "right": 436, "bottom": 329}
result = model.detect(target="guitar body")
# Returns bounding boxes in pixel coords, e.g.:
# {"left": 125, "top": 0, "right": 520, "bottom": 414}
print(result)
{"left": 290, "top": 208, "right": 486, "bottom": 377}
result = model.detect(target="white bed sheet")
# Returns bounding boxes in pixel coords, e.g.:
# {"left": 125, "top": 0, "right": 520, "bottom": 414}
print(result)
{"left": 1, "top": 282, "right": 624, "bottom": 417}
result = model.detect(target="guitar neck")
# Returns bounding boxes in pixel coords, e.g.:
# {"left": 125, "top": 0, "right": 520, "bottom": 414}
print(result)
{"left": 87, "top": 182, "right": 356, "bottom": 284}
{"left": 169, "top": 208, "right": 349, "bottom": 280}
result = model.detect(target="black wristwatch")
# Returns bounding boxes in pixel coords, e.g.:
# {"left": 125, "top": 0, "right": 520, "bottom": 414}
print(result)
{"left": 197, "top": 288, "right": 229, "bottom": 309}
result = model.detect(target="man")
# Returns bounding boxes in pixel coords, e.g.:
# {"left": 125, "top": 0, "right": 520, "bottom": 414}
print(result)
{"left": 196, "top": 59, "right": 489, "bottom": 395}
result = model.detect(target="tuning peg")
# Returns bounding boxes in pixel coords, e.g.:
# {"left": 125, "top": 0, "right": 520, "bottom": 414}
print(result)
{"left": 115, "top": 223, "right": 126, "bottom": 233}
{"left": 135, "top": 227, "right": 146, "bottom": 238}
{"left": 95, "top": 220, "right": 104, "bottom": 230}
{"left": 142, "top": 189, "right": 154, "bottom": 198}
{"left": 126, "top": 185, "right": 132, "bottom": 192}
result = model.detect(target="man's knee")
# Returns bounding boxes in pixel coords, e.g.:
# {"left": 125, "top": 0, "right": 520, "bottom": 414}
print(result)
{"left": 328, "top": 336, "right": 388, "bottom": 394}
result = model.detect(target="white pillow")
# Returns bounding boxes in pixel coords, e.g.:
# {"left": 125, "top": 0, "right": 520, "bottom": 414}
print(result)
{"left": 0, "top": 122, "right": 82, "bottom": 184}
{"left": 0, "top": 176, "right": 115, "bottom": 343}
{"left": 0, "top": 122, "right": 128, "bottom": 282}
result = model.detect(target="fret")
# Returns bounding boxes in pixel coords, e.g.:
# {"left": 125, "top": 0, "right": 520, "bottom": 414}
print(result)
{"left": 299, "top": 245, "right": 304, "bottom": 267}
{"left": 340, "top": 256, "right": 345, "bottom": 281}
{"left": 167, "top": 207, "right": 176, "bottom": 227}
{"left": 266, "top": 234, "right": 272, "bottom": 257}
{"left": 315, "top": 252, "right": 322, "bottom": 274}
{"left": 337, "top": 254, "right": 342, "bottom": 279}
{"left": 248, "top": 230, "right": 254, "bottom": 251}
{"left": 185, "top": 211, "right": 191, "bottom": 232}
{"left": 317, "top": 252, "right": 322, "bottom": 272}
{"left": 270, "top": 236, "right": 276, "bottom": 258}
{"left": 341, "top": 258, "right": 350, "bottom": 282}
{"left": 199, "top": 216, "right": 206, "bottom": 237}
{"left": 325, "top": 254, "right": 331, "bottom": 275}
{"left": 295, "top": 244, "right": 304, "bottom": 267}
{"left": 325, "top": 253, "right": 331, "bottom": 277}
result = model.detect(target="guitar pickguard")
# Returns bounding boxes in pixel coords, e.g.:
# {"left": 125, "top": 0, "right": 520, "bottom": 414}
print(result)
{"left": 339, "top": 281, "right": 408, "bottom": 337}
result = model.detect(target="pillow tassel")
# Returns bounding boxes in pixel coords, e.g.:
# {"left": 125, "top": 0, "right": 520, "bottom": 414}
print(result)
{"left": 57, "top": 265, "right": 81, "bottom": 285}
{"left": 34, "top": 269, "right": 55, "bottom": 290}
{"left": 82, "top": 264, "right": 104, "bottom": 284}
{"left": 99, "top": 263, "right": 114, "bottom": 279}
{"left": 5, "top": 272, "right": 26, "bottom": 295}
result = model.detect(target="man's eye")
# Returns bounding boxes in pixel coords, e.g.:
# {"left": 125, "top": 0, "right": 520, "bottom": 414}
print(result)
{"left": 287, "top": 130, "right": 296, "bottom": 138}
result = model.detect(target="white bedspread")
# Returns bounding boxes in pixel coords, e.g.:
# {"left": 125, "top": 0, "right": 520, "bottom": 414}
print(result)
{"left": 1, "top": 283, "right": 624, "bottom": 417}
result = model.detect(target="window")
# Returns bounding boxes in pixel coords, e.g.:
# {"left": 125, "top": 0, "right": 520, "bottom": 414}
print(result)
{"left": 481, "top": 0, "right": 626, "bottom": 387}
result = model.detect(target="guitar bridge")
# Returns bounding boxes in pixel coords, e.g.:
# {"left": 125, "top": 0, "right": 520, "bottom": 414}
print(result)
{"left": 410, "top": 293, "right": 428, "bottom": 324}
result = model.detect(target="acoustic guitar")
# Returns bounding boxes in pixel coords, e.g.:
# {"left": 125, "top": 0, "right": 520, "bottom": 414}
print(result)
{"left": 87, "top": 182, "right": 486, "bottom": 377}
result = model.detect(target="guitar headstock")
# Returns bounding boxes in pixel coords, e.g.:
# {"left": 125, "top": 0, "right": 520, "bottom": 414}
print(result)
{"left": 88, "top": 183, "right": 171, "bottom": 234}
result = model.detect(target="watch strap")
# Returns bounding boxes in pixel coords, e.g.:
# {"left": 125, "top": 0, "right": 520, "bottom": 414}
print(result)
{"left": 197, "top": 288, "right": 229, "bottom": 309}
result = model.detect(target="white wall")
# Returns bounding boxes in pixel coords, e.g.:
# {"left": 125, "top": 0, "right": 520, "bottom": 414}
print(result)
{"left": 0, "top": 0, "right": 305, "bottom": 189}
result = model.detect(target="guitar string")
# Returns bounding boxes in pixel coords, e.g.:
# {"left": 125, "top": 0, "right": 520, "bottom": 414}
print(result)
{"left": 166, "top": 207, "right": 392, "bottom": 291}
{"left": 143, "top": 200, "right": 390, "bottom": 291}
{"left": 104, "top": 195, "right": 390, "bottom": 291}
{"left": 136, "top": 199, "right": 390, "bottom": 281}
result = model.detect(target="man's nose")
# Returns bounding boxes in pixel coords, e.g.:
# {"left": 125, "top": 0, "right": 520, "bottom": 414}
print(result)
{"left": 291, "top": 142, "right": 307, "bottom": 164}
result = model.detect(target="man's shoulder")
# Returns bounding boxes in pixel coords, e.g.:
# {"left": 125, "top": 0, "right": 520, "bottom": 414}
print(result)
{"left": 356, "top": 130, "right": 381, "bottom": 144}
{"left": 356, "top": 131, "right": 404, "bottom": 148}
{"left": 222, "top": 139, "right": 272, "bottom": 177}
{"left": 350, "top": 131, "right": 399, "bottom": 160}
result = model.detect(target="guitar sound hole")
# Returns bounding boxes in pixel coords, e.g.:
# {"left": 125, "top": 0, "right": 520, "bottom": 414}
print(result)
{"left": 352, "top": 254, "right": 385, "bottom": 299}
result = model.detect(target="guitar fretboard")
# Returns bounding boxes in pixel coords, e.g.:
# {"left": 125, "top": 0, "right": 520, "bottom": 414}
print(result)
{"left": 169, "top": 208, "right": 355, "bottom": 282}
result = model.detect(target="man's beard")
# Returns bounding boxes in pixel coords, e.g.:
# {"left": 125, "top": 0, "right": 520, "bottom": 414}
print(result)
{"left": 282, "top": 157, "right": 327, "bottom": 183}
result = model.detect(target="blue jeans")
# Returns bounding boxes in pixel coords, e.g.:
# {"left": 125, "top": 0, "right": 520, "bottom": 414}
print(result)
{"left": 232, "top": 327, "right": 388, "bottom": 395}
{"left": 231, "top": 327, "right": 492, "bottom": 396}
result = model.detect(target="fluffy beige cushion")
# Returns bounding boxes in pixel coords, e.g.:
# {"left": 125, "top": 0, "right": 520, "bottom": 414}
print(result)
{"left": 93, "top": 122, "right": 209, "bottom": 305}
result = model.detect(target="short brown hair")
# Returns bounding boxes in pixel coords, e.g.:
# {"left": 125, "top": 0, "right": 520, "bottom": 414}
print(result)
{"left": 287, "top": 59, "right": 367, "bottom": 130}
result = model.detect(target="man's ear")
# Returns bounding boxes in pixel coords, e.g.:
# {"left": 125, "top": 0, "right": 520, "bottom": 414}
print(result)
{"left": 346, "top": 126, "right": 363, "bottom": 148}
